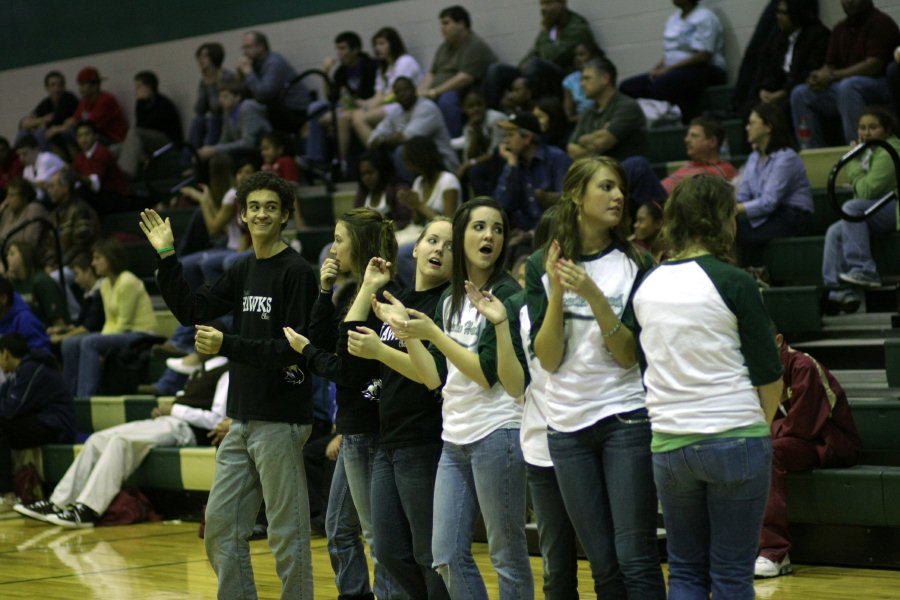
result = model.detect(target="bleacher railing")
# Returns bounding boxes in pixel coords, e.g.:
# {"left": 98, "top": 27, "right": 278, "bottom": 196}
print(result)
{"left": 0, "top": 217, "right": 66, "bottom": 290}
{"left": 827, "top": 138, "right": 900, "bottom": 222}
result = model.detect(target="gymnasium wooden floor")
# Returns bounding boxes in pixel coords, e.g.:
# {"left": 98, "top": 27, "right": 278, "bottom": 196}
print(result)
{"left": 1, "top": 518, "right": 899, "bottom": 599}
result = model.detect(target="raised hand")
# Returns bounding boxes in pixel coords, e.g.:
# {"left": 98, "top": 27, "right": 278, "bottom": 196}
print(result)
{"left": 283, "top": 326, "right": 310, "bottom": 354}
{"left": 139, "top": 209, "right": 175, "bottom": 252}
{"left": 557, "top": 258, "right": 601, "bottom": 302}
{"left": 390, "top": 308, "right": 436, "bottom": 341}
{"left": 464, "top": 280, "right": 508, "bottom": 325}
{"left": 347, "top": 326, "right": 382, "bottom": 359}
{"left": 320, "top": 256, "right": 341, "bottom": 292}
{"left": 372, "top": 290, "right": 410, "bottom": 325}
{"left": 362, "top": 257, "right": 392, "bottom": 290}
{"left": 545, "top": 239, "right": 562, "bottom": 289}
{"left": 397, "top": 189, "right": 424, "bottom": 212}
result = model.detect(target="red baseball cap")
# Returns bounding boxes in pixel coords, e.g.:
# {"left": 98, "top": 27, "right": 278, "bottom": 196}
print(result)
{"left": 77, "top": 67, "right": 102, "bottom": 84}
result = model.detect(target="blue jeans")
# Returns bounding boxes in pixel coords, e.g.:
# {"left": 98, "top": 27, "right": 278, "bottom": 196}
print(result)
{"left": 326, "top": 433, "right": 408, "bottom": 599}
{"left": 204, "top": 420, "right": 313, "bottom": 600}
{"left": 372, "top": 443, "right": 449, "bottom": 599}
{"left": 822, "top": 198, "right": 897, "bottom": 287}
{"left": 305, "top": 99, "right": 330, "bottom": 163}
{"left": 527, "top": 464, "right": 579, "bottom": 600}
{"left": 188, "top": 113, "right": 223, "bottom": 149}
{"left": 396, "top": 241, "right": 416, "bottom": 289}
{"left": 653, "top": 435, "right": 773, "bottom": 600}
{"left": 436, "top": 90, "right": 463, "bottom": 138}
{"left": 619, "top": 65, "right": 726, "bottom": 121}
{"left": 790, "top": 77, "right": 891, "bottom": 148}
{"left": 432, "top": 428, "right": 533, "bottom": 600}
{"left": 548, "top": 409, "right": 665, "bottom": 599}
{"left": 61, "top": 331, "right": 152, "bottom": 397}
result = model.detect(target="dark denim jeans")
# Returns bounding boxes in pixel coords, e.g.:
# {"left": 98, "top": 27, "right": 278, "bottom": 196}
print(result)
{"left": 548, "top": 408, "right": 665, "bottom": 599}
{"left": 526, "top": 464, "right": 580, "bottom": 600}
{"left": 371, "top": 443, "right": 449, "bottom": 599}
{"left": 653, "top": 435, "right": 772, "bottom": 600}
{"left": 432, "top": 428, "right": 533, "bottom": 600}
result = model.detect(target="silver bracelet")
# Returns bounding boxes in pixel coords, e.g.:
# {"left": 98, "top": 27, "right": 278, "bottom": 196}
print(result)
{"left": 602, "top": 320, "right": 622, "bottom": 339}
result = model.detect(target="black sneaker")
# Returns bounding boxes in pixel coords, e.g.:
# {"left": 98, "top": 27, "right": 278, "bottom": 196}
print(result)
{"left": 46, "top": 503, "right": 98, "bottom": 529}
{"left": 14, "top": 500, "right": 60, "bottom": 523}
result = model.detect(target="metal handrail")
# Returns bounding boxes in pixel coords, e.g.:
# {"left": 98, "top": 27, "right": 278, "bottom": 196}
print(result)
{"left": 827, "top": 138, "right": 900, "bottom": 223}
{"left": 143, "top": 141, "right": 200, "bottom": 197}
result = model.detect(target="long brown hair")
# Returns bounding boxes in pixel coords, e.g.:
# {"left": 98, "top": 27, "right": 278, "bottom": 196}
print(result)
{"left": 448, "top": 197, "right": 510, "bottom": 327}
{"left": 337, "top": 208, "right": 398, "bottom": 280}
{"left": 664, "top": 174, "right": 736, "bottom": 263}
{"left": 546, "top": 157, "right": 638, "bottom": 263}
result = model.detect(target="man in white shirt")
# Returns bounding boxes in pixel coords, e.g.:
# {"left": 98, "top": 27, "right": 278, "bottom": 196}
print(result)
{"left": 15, "top": 134, "right": 65, "bottom": 201}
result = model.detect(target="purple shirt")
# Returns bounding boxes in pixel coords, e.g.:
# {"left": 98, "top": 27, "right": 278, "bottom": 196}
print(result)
{"left": 737, "top": 148, "right": 813, "bottom": 228}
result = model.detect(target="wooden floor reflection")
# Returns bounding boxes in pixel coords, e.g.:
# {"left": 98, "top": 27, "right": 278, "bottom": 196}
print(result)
{"left": 1, "top": 518, "right": 898, "bottom": 599}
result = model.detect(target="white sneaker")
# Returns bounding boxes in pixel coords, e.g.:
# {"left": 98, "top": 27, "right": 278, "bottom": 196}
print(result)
{"left": 754, "top": 554, "right": 793, "bottom": 578}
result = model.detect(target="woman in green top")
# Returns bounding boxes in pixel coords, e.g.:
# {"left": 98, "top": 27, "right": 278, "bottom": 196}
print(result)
{"left": 823, "top": 106, "right": 900, "bottom": 313}
{"left": 5, "top": 240, "right": 68, "bottom": 327}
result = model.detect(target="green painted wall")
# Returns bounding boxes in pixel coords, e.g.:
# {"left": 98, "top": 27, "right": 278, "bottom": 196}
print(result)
{"left": 3, "top": 0, "right": 395, "bottom": 70}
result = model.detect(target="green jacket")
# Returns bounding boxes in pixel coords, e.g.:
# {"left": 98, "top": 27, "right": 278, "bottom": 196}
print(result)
{"left": 846, "top": 134, "right": 900, "bottom": 230}
{"left": 523, "top": 10, "right": 595, "bottom": 69}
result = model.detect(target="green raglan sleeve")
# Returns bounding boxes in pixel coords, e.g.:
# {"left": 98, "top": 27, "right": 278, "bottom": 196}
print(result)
{"left": 426, "top": 287, "right": 451, "bottom": 385}
{"left": 477, "top": 277, "right": 523, "bottom": 387}
{"left": 525, "top": 249, "right": 549, "bottom": 353}
{"left": 703, "top": 258, "right": 784, "bottom": 386}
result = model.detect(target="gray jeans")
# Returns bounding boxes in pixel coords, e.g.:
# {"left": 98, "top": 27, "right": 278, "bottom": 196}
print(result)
{"left": 204, "top": 419, "right": 313, "bottom": 600}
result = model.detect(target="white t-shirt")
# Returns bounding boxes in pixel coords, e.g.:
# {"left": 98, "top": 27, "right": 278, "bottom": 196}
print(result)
{"left": 363, "top": 191, "right": 389, "bottom": 215}
{"left": 375, "top": 54, "right": 425, "bottom": 96}
{"left": 412, "top": 171, "right": 461, "bottom": 216}
{"left": 438, "top": 292, "right": 523, "bottom": 445}
{"left": 518, "top": 304, "right": 552, "bottom": 467}
{"left": 663, "top": 6, "right": 726, "bottom": 71}
{"left": 538, "top": 247, "right": 646, "bottom": 432}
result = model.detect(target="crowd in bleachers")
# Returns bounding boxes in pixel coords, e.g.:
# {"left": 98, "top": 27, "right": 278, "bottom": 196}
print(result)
{"left": 0, "top": 0, "right": 898, "bottom": 598}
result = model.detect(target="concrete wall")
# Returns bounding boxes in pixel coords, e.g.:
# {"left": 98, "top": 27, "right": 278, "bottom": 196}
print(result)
{"left": 1, "top": 0, "right": 899, "bottom": 140}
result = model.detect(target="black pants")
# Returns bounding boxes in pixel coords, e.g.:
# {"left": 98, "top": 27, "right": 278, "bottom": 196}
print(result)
{"left": 0, "top": 416, "right": 58, "bottom": 493}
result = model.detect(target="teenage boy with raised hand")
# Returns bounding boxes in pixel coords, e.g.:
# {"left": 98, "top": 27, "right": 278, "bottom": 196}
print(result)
{"left": 139, "top": 170, "right": 319, "bottom": 600}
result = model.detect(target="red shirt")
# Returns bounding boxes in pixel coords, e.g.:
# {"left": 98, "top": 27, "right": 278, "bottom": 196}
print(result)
{"left": 662, "top": 159, "right": 737, "bottom": 195}
{"left": 825, "top": 7, "right": 900, "bottom": 69}
{"left": 262, "top": 156, "right": 300, "bottom": 183}
{"left": 75, "top": 91, "right": 128, "bottom": 143}
{"left": 73, "top": 143, "right": 129, "bottom": 197}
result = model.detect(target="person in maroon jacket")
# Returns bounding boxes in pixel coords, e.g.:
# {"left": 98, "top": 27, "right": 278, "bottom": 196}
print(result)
{"left": 755, "top": 332, "right": 861, "bottom": 578}
{"left": 47, "top": 67, "right": 128, "bottom": 146}
{"left": 72, "top": 121, "right": 129, "bottom": 215}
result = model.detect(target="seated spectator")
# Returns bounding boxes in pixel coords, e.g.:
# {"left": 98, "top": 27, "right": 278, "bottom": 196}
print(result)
{"left": 237, "top": 30, "right": 310, "bottom": 133}
{"left": 631, "top": 200, "right": 667, "bottom": 262}
{"left": 260, "top": 132, "right": 299, "bottom": 183}
{"left": 500, "top": 76, "right": 537, "bottom": 114}
{"left": 0, "top": 138, "right": 24, "bottom": 192}
{"left": 662, "top": 114, "right": 738, "bottom": 194}
{"left": 351, "top": 27, "right": 424, "bottom": 150}
{"left": 46, "top": 169, "right": 101, "bottom": 267}
{"left": 197, "top": 80, "right": 271, "bottom": 161}
{"left": 397, "top": 136, "right": 461, "bottom": 222}
{"left": 72, "top": 121, "right": 129, "bottom": 215}
{"left": 418, "top": 5, "right": 498, "bottom": 136}
{"left": 494, "top": 111, "right": 571, "bottom": 232}
{"left": 453, "top": 89, "right": 505, "bottom": 196}
{"left": 0, "top": 276, "right": 51, "bottom": 353}
{"left": 15, "top": 359, "right": 228, "bottom": 528}
{"left": 353, "top": 150, "right": 412, "bottom": 232}
{"left": 116, "top": 71, "right": 184, "bottom": 177}
{"left": 0, "top": 333, "right": 75, "bottom": 515}
{"left": 533, "top": 95, "right": 572, "bottom": 149}
{"left": 5, "top": 241, "right": 68, "bottom": 327}
{"left": 0, "top": 178, "right": 50, "bottom": 252}
{"left": 790, "top": 0, "right": 900, "bottom": 147}
{"left": 567, "top": 56, "right": 648, "bottom": 161}
{"left": 15, "top": 134, "right": 65, "bottom": 202}
{"left": 755, "top": 330, "right": 860, "bottom": 578}
{"left": 484, "top": 0, "right": 596, "bottom": 108}
{"left": 730, "top": 0, "right": 781, "bottom": 114}
{"left": 369, "top": 77, "right": 459, "bottom": 179}
{"left": 17, "top": 71, "right": 79, "bottom": 150}
{"left": 61, "top": 238, "right": 157, "bottom": 398}
{"left": 822, "top": 107, "right": 900, "bottom": 313}
{"left": 619, "top": 0, "right": 727, "bottom": 122}
{"left": 189, "top": 42, "right": 238, "bottom": 149}
{"left": 736, "top": 103, "right": 814, "bottom": 264}
{"left": 46, "top": 67, "right": 128, "bottom": 147}
{"left": 562, "top": 40, "right": 604, "bottom": 122}
{"left": 736, "top": 0, "right": 829, "bottom": 120}
{"left": 307, "top": 31, "right": 379, "bottom": 171}
{"left": 48, "top": 252, "right": 104, "bottom": 346}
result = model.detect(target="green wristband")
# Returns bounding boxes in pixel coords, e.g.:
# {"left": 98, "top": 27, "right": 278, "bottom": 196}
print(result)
{"left": 156, "top": 246, "right": 175, "bottom": 255}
